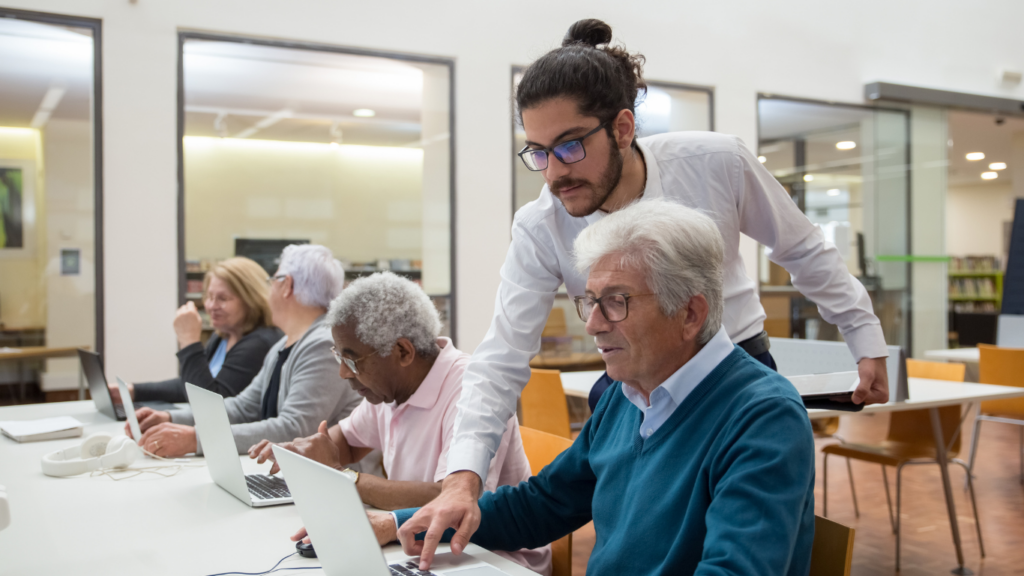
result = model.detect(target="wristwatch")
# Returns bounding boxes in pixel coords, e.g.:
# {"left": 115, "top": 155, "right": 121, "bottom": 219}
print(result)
{"left": 340, "top": 468, "right": 360, "bottom": 485}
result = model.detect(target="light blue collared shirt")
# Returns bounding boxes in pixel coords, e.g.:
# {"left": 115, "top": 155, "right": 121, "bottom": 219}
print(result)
{"left": 621, "top": 327, "right": 736, "bottom": 440}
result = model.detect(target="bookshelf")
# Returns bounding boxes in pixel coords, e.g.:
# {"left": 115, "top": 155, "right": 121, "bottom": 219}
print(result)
{"left": 948, "top": 256, "right": 1003, "bottom": 313}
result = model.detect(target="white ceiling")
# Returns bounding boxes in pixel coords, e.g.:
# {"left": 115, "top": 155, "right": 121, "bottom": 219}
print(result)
{"left": 947, "top": 109, "right": 1024, "bottom": 188}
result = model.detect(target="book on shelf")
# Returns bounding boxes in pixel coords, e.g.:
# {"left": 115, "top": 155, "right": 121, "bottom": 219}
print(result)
{"left": 949, "top": 255, "right": 1002, "bottom": 273}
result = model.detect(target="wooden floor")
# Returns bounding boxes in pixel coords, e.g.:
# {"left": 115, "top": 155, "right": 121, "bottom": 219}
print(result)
{"left": 569, "top": 409, "right": 1024, "bottom": 575}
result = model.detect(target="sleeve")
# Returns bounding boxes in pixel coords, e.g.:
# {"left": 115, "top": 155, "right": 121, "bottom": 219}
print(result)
{"left": 446, "top": 215, "right": 563, "bottom": 481}
{"left": 695, "top": 396, "right": 816, "bottom": 575}
{"left": 337, "top": 400, "right": 381, "bottom": 450}
{"left": 133, "top": 377, "right": 187, "bottom": 403}
{"left": 223, "top": 335, "right": 351, "bottom": 454}
{"left": 731, "top": 139, "right": 888, "bottom": 361}
{"left": 398, "top": 408, "right": 599, "bottom": 552}
{"left": 180, "top": 332, "right": 276, "bottom": 398}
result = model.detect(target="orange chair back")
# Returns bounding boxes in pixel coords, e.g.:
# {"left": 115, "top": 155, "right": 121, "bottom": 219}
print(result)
{"left": 809, "top": 515, "right": 855, "bottom": 576}
{"left": 521, "top": 369, "right": 572, "bottom": 439}
{"left": 889, "top": 360, "right": 966, "bottom": 453}
{"left": 979, "top": 344, "right": 1024, "bottom": 418}
{"left": 520, "top": 426, "right": 574, "bottom": 576}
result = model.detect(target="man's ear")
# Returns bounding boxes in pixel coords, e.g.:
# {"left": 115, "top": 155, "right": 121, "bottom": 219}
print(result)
{"left": 281, "top": 276, "right": 294, "bottom": 299}
{"left": 611, "top": 108, "right": 636, "bottom": 150}
{"left": 394, "top": 338, "right": 418, "bottom": 367}
{"left": 682, "top": 295, "right": 710, "bottom": 342}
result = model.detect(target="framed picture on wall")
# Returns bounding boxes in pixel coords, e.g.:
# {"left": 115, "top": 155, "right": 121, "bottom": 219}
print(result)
{"left": 0, "top": 159, "right": 35, "bottom": 258}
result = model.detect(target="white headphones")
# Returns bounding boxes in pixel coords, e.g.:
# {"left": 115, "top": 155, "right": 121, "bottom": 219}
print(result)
{"left": 41, "top": 432, "right": 140, "bottom": 478}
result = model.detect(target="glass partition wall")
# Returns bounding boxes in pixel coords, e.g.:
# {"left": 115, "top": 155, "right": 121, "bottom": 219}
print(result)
{"left": 757, "top": 96, "right": 911, "bottom": 351}
{"left": 510, "top": 70, "right": 713, "bottom": 357}
{"left": 179, "top": 35, "right": 454, "bottom": 338}
{"left": 0, "top": 10, "right": 101, "bottom": 403}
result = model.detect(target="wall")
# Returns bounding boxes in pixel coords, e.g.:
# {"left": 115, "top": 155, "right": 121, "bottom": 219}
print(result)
{"left": 4, "top": 0, "right": 1024, "bottom": 381}
{"left": 947, "top": 183, "right": 1016, "bottom": 259}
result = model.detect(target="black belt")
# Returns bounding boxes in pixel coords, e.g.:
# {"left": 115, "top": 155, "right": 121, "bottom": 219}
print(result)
{"left": 738, "top": 330, "right": 771, "bottom": 357}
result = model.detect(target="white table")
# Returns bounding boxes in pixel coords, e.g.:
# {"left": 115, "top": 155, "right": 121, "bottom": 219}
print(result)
{"left": 0, "top": 401, "right": 536, "bottom": 576}
{"left": 924, "top": 347, "right": 980, "bottom": 364}
{"left": 559, "top": 370, "right": 1024, "bottom": 573}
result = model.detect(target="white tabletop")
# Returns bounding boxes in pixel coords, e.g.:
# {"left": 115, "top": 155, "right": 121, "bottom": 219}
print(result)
{"left": 558, "top": 371, "right": 1024, "bottom": 419}
{"left": 923, "top": 347, "right": 981, "bottom": 363}
{"left": 0, "top": 401, "right": 536, "bottom": 576}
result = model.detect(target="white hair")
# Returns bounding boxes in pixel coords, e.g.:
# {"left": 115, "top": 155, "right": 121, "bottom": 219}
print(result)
{"left": 277, "top": 244, "right": 346, "bottom": 309}
{"left": 573, "top": 199, "right": 725, "bottom": 344}
{"left": 326, "top": 271, "right": 442, "bottom": 357}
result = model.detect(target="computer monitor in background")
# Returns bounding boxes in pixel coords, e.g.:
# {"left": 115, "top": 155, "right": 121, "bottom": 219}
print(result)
{"left": 234, "top": 239, "right": 309, "bottom": 276}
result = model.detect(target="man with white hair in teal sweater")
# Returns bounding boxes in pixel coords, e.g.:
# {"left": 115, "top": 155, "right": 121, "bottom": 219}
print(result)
{"left": 383, "top": 199, "right": 816, "bottom": 575}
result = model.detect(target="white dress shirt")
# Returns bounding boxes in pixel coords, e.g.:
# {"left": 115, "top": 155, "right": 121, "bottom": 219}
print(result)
{"left": 621, "top": 327, "right": 735, "bottom": 440}
{"left": 448, "top": 131, "right": 887, "bottom": 482}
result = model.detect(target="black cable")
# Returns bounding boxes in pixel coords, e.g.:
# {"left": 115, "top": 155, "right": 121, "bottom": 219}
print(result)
{"left": 204, "top": 552, "right": 322, "bottom": 576}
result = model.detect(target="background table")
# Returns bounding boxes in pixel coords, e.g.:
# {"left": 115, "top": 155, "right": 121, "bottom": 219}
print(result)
{"left": 924, "top": 348, "right": 980, "bottom": 364}
{"left": 0, "top": 346, "right": 88, "bottom": 401}
{"left": 0, "top": 401, "right": 537, "bottom": 576}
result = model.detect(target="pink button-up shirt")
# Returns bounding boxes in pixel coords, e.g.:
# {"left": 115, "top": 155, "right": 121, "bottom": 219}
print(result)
{"left": 339, "top": 337, "right": 550, "bottom": 575}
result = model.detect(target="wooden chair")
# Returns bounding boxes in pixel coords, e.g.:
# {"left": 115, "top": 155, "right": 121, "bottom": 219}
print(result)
{"left": 520, "top": 426, "right": 574, "bottom": 576}
{"left": 809, "top": 515, "right": 855, "bottom": 576}
{"left": 968, "top": 344, "right": 1024, "bottom": 484}
{"left": 521, "top": 369, "right": 571, "bottom": 439}
{"left": 821, "top": 359, "right": 983, "bottom": 571}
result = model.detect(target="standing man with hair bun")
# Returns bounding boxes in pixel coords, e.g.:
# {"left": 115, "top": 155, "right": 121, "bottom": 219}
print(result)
{"left": 401, "top": 18, "right": 890, "bottom": 569}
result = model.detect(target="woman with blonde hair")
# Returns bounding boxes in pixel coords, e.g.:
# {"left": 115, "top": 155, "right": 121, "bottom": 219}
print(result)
{"left": 122, "top": 257, "right": 283, "bottom": 403}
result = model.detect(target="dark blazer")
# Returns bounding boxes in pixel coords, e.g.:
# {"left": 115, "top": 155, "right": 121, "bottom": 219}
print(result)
{"left": 133, "top": 325, "right": 283, "bottom": 403}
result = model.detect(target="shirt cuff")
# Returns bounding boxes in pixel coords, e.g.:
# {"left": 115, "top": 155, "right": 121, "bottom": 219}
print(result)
{"left": 390, "top": 512, "right": 400, "bottom": 536}
{"left": 444, "top": 440, "right": 493, "bottom": 483}
{"left": 840, "top": 323, "right": 889, "bottom": 362}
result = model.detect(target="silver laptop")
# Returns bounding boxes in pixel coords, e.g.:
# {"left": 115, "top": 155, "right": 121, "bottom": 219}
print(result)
{"left": 273, "top": 446, "right": 511, "bottom": 576}
{"left": 187, "top": 383, "right": 292, "bottom": 507}
{"left": 78, "top": 349, "right": 176, "bottom": 420}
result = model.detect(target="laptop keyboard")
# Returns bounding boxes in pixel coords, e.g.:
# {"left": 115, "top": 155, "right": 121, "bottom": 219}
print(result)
{"left": 115, "top": 404, "right": 126, "bottom": 419}
{"left": 245, "top": 474, "right": 291, "bottom": 500}
{"left": 389, "top": 561, "right": 439, "bottom": 576}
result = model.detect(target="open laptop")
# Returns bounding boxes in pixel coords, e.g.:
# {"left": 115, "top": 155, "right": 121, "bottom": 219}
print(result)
{"left": 186, "top": 383, "right": 292, "bottom": 507}
{"left": 273, "top": 446, "right": 511, "bottom": 576}
{"left": 78, "top": 349, "right": 176, "bottom": 420}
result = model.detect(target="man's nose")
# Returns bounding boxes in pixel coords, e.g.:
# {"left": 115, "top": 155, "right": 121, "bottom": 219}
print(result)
{"left": 585, "top": 306, "right": 611, "bottom": 336}
{"left": 544, "top": 153, "right": 571, "bottom": 182}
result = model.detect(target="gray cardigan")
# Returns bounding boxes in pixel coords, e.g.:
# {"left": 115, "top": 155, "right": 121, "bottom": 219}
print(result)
{"left": 170, "top": 315, "right": 364, "bottom": 458}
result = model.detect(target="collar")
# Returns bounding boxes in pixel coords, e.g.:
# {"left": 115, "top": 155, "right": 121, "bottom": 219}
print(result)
{"left": 620, "top": 326, "right": 735, "bottom": 408}
{"left": 396, "top": 338, "right": 459, "bottom": 411}
{"left": 584, "top": 139, "right": 664, "bottom": 226}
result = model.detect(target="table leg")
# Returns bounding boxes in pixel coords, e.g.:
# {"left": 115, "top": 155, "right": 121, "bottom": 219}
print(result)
{"left": 930, "top": 407, "right": 969, "bottom": 575}
{"left": 78, "top": 362, "right": 85, "bottom": 401}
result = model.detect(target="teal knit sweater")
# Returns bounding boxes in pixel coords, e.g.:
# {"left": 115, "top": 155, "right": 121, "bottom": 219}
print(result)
{"left": 397, "top": 347, "right": 816, "bottom": 575}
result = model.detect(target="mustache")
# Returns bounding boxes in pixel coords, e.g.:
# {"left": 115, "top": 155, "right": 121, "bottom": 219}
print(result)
{"left": 551, "top": 176, "right": 591, "bottom": 194}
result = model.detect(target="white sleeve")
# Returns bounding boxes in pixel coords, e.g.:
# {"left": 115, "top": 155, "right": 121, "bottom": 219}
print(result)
{"left": 732, "top": 138, "right": 888, "bottom": 361}
{"left": 445, "top": 214, "right": 563, "bottom": 482}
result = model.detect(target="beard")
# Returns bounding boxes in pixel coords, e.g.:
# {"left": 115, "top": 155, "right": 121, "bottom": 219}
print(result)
{"left": 550, "top": 142, "right": 624, "bottom": 217}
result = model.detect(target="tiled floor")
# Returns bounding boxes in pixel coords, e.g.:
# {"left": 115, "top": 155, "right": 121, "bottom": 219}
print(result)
{"left": 569, "top": 408, "right": 1024, "bottom": 576}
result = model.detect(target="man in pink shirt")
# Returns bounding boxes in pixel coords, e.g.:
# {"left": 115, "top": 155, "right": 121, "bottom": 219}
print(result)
{"left": 250, "top": 272, "right": 550, "bottom": 575}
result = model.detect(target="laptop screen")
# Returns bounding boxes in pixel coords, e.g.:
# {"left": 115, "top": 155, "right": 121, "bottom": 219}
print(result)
{"left": 77, "top": 349, "right": 118, "bottom": 420}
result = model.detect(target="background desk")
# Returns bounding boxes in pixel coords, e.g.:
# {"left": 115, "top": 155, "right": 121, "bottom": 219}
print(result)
{"left": 0, "top": 346, "right": 88, "bottom": 402}
{"left": 0, "top": 401, "right": 537, "bottom": 576}
{"left": 924, "top": 347, "right": 980, "bottom": 364}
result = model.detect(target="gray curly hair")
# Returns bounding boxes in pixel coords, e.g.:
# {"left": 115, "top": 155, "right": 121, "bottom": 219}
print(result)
{"left": 573, "top": 198, "right": 725, "bottom": 345}
{"left": 326, "top": 271, "right": 442, "bottom": 358}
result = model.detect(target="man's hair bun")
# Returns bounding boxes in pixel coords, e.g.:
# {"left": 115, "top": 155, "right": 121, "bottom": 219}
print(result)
{"left": 562, "top": 18, "right": 613, "bottom": 48}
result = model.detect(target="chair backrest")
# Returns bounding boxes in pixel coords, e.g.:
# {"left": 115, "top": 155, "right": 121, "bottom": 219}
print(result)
{"left": 520, "top": 369, "right": 572, "bottom": 439}
{"left": 542, "top": 307, "right": 568, "bottom": 338}
{"left": 889, "top": 360, "right": 966, "bottom": 453}
{"left": 520, "top": 426, "right": 574, "bottom": 576}
{"left": 979, "top": 344, "right": 1024, "bottom": 418}
{"left": 809, "top": 515, "right": 855, "bottom": 576}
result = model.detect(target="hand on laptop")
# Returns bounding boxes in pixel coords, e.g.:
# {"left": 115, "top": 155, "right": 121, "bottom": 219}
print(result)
{"left": 397, "top": 471, "right": 483, "bottom": 570}
{"left": 138, "top": 423, "right": 197, "bottom": 457}
{"left": 108, "top": 382, "right": 135, "bottom": 405}
{"left": 131, "top": 407, "right": 171, "bottom": 435}
{"left": 289, "top": 512, "right": 396, "bottom": 549}
{"left": 249, "top": 421, "right": 342, "bottom": 474}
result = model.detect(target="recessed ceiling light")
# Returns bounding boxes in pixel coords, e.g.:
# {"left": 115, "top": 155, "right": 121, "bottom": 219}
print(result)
{"left": 989, "top": 162, "right": 1007, "bottom": 170}
{"left": 827, "top": 189, "right": 841, "bottom": 196}
{"left": 836, "top": 141, "right": 856, "bottom": 150}
{"left": 981, "top": 172, "right": 998, "bottom": 180}
{"left": 803, "top": 174, "right": 814, "bottom": 182}
{"left": 757, "top": 156, "right": 767, "bottom": 163}
{"left": 966, "top": 152, "right": 985, "bottom": 161}
{"left": 353, "top": 108, "right": 376, "bottom": 118}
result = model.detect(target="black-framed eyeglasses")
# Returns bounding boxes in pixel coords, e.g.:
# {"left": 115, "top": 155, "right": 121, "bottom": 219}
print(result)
{"left": 573, "top": 293, "right": 656, "bottom": 323}
{"left": 517, "top": 121, "right": 609, "bottom": 172}
{"left": 331, "top": 347, "right": 373, "bottom": 375}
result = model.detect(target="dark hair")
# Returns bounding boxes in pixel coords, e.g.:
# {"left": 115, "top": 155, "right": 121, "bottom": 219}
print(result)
{"left": 516, "top": 19, "right": 646, "bottom": 132}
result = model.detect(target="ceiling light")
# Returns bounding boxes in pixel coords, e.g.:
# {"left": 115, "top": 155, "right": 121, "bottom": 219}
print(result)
{"left": 353, "top": 109, "right": 375, "bottom": 118}
{"left": 835, "top": 141, "right": 856, "bottom": 150}
{"left": 966, "top": 152, "right": 985, "bottom": 161}
{"left": 757, "top": 156, "right": 767, "bottom": 163}
{"left": 827, "top": 189, "right": 841, "bottom": 196}
{"left": 981, "top": 172, "right": 998, "bottom": 180}
{"left": 803, "top": 174, "right": 814, "bottom": 182}
{"left": 989, "top": 162, "right": 1007, "bottom": 170}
